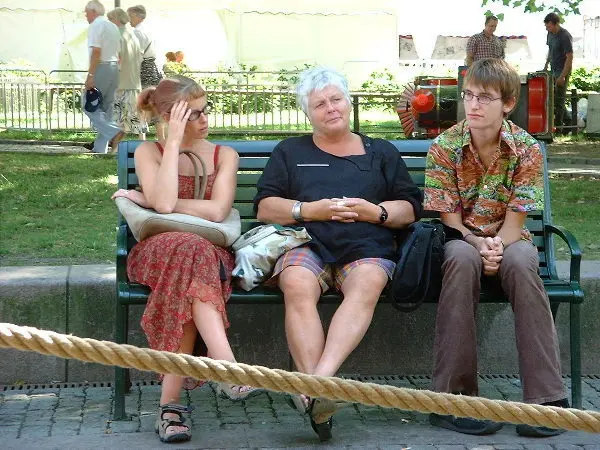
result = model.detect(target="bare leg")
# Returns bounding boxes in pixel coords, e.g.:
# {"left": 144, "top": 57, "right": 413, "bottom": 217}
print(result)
{"left": 313, "top": 264, "right": 387, "bottom": 377}
{"left": 160, "top": 321, "right": 196, "bottom": 405}
{"left": 139, "top": 132, "right": 146, "bottom": 140}
{"left": 191, "top": 298, "right": 261, "bottom": 397}
{"left": 279, "top": 266, "right": 323, "bottom": 374}
{"left": 159, "top": 320, "right": 196, "bottom": 436}
{"left": 191, "top": 298, "right": 235, "bottom": 362}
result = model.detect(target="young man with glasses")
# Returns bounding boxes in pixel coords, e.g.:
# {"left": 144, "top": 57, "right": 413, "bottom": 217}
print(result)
{"left": 424, "top": 58, "right": 569, "bottom": 438}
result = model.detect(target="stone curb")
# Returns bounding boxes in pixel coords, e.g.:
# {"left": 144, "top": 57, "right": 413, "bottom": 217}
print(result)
{"left": 1, "top": 261, "right": 600, "bottom": 384}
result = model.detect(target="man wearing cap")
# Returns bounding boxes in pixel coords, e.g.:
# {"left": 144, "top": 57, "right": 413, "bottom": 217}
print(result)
{"left": 83, "top": 0, "right": 124, "bottom": 153}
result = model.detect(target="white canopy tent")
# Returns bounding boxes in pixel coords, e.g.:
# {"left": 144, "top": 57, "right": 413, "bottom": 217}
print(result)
{"left": 0, "top": 0, "right": 399, "bottom": 86}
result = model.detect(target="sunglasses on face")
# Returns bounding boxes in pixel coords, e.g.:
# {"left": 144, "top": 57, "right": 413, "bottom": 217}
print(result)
{"left": 187, "top": 102, "right": 213, "bottom": 121}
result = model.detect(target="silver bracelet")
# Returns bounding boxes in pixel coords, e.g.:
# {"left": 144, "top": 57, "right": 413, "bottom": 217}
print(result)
{"left": 291, "top": 201, "right": 304, "bottom": 222}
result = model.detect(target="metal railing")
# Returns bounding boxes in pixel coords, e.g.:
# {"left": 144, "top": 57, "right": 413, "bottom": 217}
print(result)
{"left": 0, "top": 70, "right": 402, "bottom": 136}
{"left": 0, "top": 68, "right": 591, "bottom": 136}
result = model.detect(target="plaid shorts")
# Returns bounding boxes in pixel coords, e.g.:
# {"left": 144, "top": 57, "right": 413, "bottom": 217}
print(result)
{"left": 268, "top": 246, "right": 395, "bottom": 293}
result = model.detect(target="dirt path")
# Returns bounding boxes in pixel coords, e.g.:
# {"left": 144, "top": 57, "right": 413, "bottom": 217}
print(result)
{"left": 547, "top": 141, "right": 599, "bottom": 160}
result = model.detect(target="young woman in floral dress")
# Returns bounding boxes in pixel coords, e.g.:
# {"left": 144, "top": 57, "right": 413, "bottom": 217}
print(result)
{"left": 111, "top": 76, "right": 262, "bottom": 444}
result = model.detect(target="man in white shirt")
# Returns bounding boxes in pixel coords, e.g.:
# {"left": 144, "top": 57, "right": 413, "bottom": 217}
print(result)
{"left": 84, "top": 0, "right": 123, "bottom": 154}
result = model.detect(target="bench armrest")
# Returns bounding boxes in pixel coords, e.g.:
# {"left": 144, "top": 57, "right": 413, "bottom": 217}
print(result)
{"left": 116, "top": 224, "right": 129, "bottom": 284}
{"left": 544, "top": 224, "right": 582, "bottom": 284}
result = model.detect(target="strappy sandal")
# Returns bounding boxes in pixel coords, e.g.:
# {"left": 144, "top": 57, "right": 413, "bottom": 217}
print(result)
{"left": 308, "top": 398, "right": 337, "bottom": 442}
{"left": 155, "top": 403, "right": 193, "bottom": 443}
{"left": 214, "top": 382, "right": 265, "bottom": 401}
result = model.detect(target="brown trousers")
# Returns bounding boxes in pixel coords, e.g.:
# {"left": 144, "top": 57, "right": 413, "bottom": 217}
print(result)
{"left": 432, "top": 239, "right": 566, "bottom": 404}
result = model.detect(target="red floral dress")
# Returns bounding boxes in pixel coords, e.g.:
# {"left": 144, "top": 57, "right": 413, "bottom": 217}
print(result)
{"left": 127, "top": 144, "right": 234, "bottom": 381}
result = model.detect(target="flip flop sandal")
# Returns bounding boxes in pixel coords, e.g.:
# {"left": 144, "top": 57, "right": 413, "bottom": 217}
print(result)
{"left": 213, "top": 382, "right": 265, "bottom": 401}
{"left": 309, "top": 398, "right": 337, "bottom": 442}
{"left": 155, "top": 403, "right": 193, "bottom": 443}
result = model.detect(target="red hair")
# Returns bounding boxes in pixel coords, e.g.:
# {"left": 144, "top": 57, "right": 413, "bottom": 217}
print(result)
{"left": 138, "top": 77, "right": 206, "bottom": 119}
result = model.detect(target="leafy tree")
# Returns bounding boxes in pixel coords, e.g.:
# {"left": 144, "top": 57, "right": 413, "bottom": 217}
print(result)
{"left": 482, "top": 0, "right": 583, "bottom": 16}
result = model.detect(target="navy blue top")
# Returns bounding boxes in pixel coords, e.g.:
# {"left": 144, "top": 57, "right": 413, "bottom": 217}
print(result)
{"left": 547, "top": 27, "right": 573, "bottom": 76}
{"left": 254, "top": 134, "right": 423, "bottom": 264}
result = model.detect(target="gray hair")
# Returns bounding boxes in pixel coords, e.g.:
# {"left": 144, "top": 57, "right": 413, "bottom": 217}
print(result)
{"left": 127, "top": 5, "right": 147, "bottom": 19}
{"left": 107, "top": 7, "right": 129, "bottom": 25}
{"left": 296, "top": 66, "right": 351, "bottom": 114}
{"left": 85, "top": 1, "right": 105, "bottom": 15}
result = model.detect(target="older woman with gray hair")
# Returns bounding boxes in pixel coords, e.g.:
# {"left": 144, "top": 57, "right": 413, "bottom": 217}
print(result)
{"left": 107, "top": 7, "right": 148, "bottom": 140}
{"left": 127, "top": 4, "right": 163, "bottom": 139}
{"left": 127, "top": 5, "right": 162, "bottom": 89}
{"left": 254, "top": 66, "right": 422, "bottom": 441}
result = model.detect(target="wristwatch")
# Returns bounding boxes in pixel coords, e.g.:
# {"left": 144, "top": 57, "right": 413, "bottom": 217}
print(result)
{"left": 378, "top": 205, "right": 388, "bottom": 224}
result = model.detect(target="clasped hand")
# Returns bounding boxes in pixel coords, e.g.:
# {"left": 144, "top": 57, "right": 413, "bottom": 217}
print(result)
{"left": 325, "top": 197, "right": 377, "bottom": 223}
{"left": 478, "top": 236, "right": 504, "bottom": 276}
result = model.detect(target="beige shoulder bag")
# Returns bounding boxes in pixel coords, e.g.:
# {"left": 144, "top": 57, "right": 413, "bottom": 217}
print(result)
{"left": 115, "top": 149, "right": 241, "bottom": 247}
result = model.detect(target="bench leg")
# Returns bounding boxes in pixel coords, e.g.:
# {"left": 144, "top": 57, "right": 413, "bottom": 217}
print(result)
{"left": 569, "top": 303, "right": 582, "bottom": 409}
{"left": 114, "top": 302, "right": 130, "bottom": 420}
{"left": 550, "top": 303, "right": 559, "bottom": 322}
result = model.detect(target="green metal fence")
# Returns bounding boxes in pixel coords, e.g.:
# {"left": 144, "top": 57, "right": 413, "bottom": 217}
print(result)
{"left": 0, "top": 69, "right": 402, "bottom": 136}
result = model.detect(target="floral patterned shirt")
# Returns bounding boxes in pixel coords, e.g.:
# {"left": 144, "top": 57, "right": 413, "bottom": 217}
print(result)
{"left": 424, "top": 119, "right": 544, "bottom": 241}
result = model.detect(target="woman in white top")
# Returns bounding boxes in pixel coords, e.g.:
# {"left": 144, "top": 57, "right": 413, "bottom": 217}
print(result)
{"left": 107, "top": 7, "right": 148, "bottom": 140}
{"left": 127, "top": 4, "right": 165, "bottom": 140}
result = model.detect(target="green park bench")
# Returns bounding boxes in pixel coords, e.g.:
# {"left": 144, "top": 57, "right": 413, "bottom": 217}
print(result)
{"left": 114, "top": 139, "right": 584, "bottom": 420}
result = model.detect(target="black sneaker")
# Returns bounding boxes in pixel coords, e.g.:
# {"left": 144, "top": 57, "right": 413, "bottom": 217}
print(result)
{"left": 516, "top": 398, "right": 569, "bottom": 438}
{"left": 429, "top": 413, "right": 503, "bottom": 435}
{"left": 516, "top": 424, "right": 565, "bottom": 437}
{"left": 82, "top": 142, "right": 94, "bottom": 151}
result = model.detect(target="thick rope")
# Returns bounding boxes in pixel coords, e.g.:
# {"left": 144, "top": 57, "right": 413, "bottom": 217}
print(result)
{"left": 1, "top": 322, "right": 598, "bottom": 433}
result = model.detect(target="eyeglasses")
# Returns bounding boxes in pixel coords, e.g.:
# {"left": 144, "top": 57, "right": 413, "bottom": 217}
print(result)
{"left": 461, "top": 91, "right": 501, "bottom": 105}
{"left": 187, "top": 102, "right": 212, "bottom": 121}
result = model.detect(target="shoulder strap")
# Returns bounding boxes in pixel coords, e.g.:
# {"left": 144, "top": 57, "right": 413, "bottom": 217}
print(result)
{"left": 143, "top": 41, "right": 152, "bottom": 56}
{"left": 213, "top": 145, "right": 220, "bottom": 168}
{"left": 154, "top": 142, "right": 208, "bottom": 199}
{"left": 179, "top": 150, "right": 208, "bottom": 199}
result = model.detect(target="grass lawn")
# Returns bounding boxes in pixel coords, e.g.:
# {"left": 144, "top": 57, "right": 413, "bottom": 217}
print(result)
{"left": 0, "top": 152, "right": 598, "bottom": 266}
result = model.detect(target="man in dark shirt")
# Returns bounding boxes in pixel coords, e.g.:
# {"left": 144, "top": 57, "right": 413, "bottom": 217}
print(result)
{"left": 544, "top": 12, "right": 573, "bottom": 133}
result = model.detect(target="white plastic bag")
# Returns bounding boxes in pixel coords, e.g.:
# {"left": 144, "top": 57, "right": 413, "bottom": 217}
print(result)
{"left": 232, "top": 225, "right": 312, "bottom": 291}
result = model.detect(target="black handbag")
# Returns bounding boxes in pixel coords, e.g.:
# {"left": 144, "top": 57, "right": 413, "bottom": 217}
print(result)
{"left": 388, "top": 220, "right": 461, "bottom": 312}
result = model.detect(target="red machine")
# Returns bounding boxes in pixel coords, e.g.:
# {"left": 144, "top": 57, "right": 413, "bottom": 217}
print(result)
{"left": 397, "top": 67, "right": 553, "bottom": 140}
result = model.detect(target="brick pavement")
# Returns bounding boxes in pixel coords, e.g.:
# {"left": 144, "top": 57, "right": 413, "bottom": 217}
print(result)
{"left": 1, "top": 375, "right": 599, "bottom": 449}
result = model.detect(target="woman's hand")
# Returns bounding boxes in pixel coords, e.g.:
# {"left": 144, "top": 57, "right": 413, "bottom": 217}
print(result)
{"left": 330, "top": 197, "right": 378, "bottom": 223}
{"left": 111, "top": 189, "right": 151, "bottom": 208}
{"left": 166, "top": 100, "right": 191, "bottom": 147}
{"left": 302, "top": 199, "right": 347, "bottom": 222}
